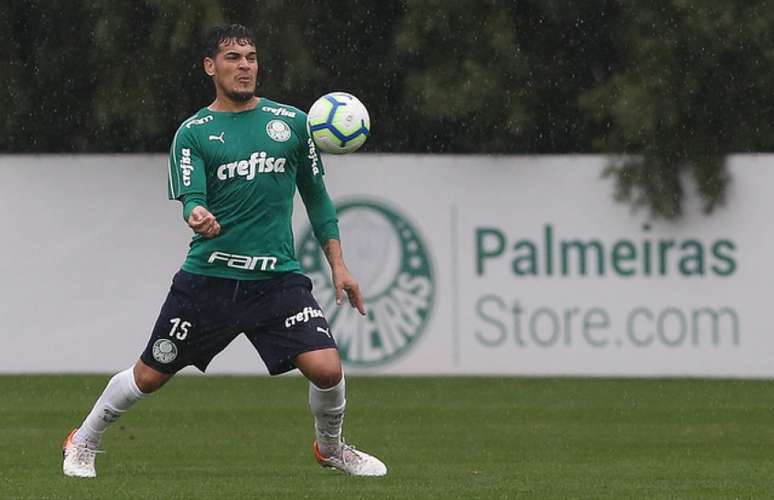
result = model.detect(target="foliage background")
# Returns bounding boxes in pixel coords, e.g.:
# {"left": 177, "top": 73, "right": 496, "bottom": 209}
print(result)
{"left": 2, "top": 0, "right": 772, "bottom": 218}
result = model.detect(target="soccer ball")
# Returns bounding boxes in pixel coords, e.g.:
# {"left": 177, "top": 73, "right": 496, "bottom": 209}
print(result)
{"left": 307, "top": 92, "right": 370, "bottom": 154}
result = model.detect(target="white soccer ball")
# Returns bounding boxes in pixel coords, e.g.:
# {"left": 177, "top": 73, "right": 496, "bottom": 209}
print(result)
{"left": 307, "top": 92, "right": 370, "bottom": 154}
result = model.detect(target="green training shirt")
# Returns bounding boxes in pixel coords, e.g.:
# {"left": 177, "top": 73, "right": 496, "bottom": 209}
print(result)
{"left": 167, "top": 98, "right": 339, "bottom": 280}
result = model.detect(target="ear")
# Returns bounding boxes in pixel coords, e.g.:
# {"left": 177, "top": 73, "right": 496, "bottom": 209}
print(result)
{"left": 203, "top": 57, "right": 216, "bottom": 77}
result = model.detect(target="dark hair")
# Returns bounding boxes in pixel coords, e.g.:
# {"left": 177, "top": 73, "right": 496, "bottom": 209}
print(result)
{"left": 203, "top": 24, "right": 256, "bottom": 59}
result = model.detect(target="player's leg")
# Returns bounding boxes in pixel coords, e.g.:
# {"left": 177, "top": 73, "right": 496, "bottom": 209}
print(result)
{"left": 72, "top": 360, "right": 171, "bottom": 446}
{"left": 294, "top": 348, "right": 387, "bottom": 476}
{"left": 63, "top": 360, "right": 170, "bottom": 478}
{"left": 244, "top": 273, "right": 387, "bottom": 476}
{"left": 64, "top": 270, "right": 238, "bottom": 478}
{"left": 294, "top": 348, "right": 345, "bottom": 455}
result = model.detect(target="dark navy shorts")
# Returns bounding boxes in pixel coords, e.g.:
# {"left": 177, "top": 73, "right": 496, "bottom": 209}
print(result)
{"left": 140, "top": 270, "right": 336, "bottom": 375}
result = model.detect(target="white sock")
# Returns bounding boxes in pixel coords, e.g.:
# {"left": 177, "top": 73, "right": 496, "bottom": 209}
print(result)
{"left": 73, "top": 366, "right": 146, "bottom": 447}
{"left": 309, "top": 376, "right": 346, "bottom": 457}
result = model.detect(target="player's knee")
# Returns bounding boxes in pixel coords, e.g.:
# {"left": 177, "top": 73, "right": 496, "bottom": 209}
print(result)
{"left": 134, "top": 371, "right": 170, "bottom": 393}
{"left": 133, "top": 362, "right": 172, "bottom": 393}
{"left": 295, "top": 348, "right": 342, "bottom": 388}
{"left": 311, "top": 366, "right": 342, "bottom": 389}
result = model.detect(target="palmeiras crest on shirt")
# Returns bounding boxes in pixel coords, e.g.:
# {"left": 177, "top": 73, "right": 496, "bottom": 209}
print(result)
{"left": 298, "top": 198, "right": 435, "bottom": 367}
{"left": 266, "top": 120, "right": 291, "bottom": 142}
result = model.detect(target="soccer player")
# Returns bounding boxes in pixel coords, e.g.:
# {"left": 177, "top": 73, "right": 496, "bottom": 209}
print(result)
{"left": 62, "top": 24, "right": 386, "bottom": 478}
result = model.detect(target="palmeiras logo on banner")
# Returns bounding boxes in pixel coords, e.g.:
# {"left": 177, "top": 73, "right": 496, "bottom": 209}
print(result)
{"left": 298, "top": 199, "right": 435, "bottom": 367}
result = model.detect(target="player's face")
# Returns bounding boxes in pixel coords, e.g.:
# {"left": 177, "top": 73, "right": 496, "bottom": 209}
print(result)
{"left": 205, "top": 39, "right": 258, "bottom": 102}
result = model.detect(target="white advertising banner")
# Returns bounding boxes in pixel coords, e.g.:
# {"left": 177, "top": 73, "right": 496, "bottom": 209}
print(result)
{"left": 0, "top": 154, "right": 770, "bottom": 376}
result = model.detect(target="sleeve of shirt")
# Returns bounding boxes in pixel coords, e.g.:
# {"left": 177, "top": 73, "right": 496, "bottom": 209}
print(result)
{"left": 167, "top": 121, "right": 208, "bottom": 219}
{"left": 296, "top": 114, "right": 340, "bottom": 244}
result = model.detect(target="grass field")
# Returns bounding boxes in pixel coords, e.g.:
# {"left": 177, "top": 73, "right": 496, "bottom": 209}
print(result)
{"left": 2, "top": 375, "right": 774, "bottom": 499}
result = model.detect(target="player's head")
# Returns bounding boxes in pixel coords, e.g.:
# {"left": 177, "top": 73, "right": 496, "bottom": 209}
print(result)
{"left": 203, "top": 24, "right": 258, "bottom": 103}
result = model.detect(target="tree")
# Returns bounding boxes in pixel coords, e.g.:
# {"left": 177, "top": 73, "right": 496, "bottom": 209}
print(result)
{"left": 392, "top": 0, "right": 622, "bottom": 153}
{"left": 3, "top": 0, "right": 774, "bottom": 220}
{"left": 0, "top": 0, "right": 222, "bottom": 152}
{"left": 580, "top": 0, "right": 774, "bottom": 219}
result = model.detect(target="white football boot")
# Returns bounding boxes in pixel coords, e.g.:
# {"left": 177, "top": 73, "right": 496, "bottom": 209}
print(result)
{"left": 313, "top": 440, "right": 387, "bottom": 476}
{"left": 62, "top": 428, "right": 101, "bottom": 478}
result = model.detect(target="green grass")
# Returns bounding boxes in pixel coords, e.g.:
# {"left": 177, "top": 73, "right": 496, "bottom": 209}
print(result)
{"left": 1, "top": 376, "right": 774, "bottom": 499}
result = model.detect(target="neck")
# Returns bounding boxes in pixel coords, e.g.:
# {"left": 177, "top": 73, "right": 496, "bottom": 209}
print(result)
{"left": 208, "top": 94, "right": 260, "bottom": 113}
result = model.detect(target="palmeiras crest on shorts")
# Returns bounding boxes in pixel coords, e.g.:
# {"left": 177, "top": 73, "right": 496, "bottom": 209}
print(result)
{"left": 266, "top": 120, "right": 291, "bottom": 142}
{"left": 298, "top": 198, "right": 435, "bottom": 367}
{"left": 152, "top": 339, "right": 178, "bottom": 364}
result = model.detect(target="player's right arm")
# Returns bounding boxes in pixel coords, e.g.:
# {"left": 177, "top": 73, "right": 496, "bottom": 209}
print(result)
{"left": 167, "top": 121, "right": 220, "bottom": 239}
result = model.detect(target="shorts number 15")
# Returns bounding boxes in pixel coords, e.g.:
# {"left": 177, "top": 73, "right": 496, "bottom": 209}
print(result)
{"left": 168, "top": 317, "right": 192, "bottom": 340}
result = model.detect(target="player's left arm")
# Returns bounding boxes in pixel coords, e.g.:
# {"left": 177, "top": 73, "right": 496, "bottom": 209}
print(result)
{"left": 322, "top": 239, "right": 366, "bottom": 315}
{"left": 295, "top": 115, "right": 365, "bottom": 315}
{"left": 298, "top": 180, "right": 365, "bottom": 315}
{"left": 298, "top": 178, "right": 365, "bottom": 314}
{"left": 297, "top": 178, "right": 366, "bottom": 314}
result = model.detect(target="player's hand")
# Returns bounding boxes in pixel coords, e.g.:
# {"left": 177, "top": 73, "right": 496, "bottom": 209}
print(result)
{"left": 187, "top": 206, "right": 221, "bottom": 239}
{"left": 332, "top": 265, "right": 366, "bottom": 316}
